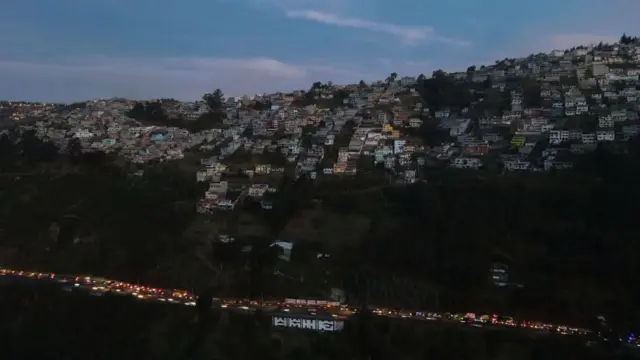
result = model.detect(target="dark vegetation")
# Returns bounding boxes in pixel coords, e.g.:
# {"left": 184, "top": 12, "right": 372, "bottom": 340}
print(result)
{"left": 4, "top": 127, "right": 640, "bottom": 333}
{"left": 127, "top": 101, "right": 225, "bottom": 133}
{"left": 0, "top": 135, "right": 199, "bottom": 287}
{"left": 292, "top": 81, "right": 351, "bottom": 108}
{"left": 620, "top": 33, "right": 640, "bottom": 45}
{"left": 126, "top": 89, "right": 227, "bottom": 132}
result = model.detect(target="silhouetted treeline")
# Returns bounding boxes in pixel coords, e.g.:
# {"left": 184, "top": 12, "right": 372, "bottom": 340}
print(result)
{"left": 127, "top": 101, "right": 225, "bottom": 132}
{"left": 0, "top": 131, "right": 200, "bottom": 287}
{"left": 338, "top": 141, "right": 640, "bottom": 330}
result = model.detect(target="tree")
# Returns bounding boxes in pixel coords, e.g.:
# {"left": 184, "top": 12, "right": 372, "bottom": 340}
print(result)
{"left": 66, "top": 138, "right": 82, "bottom": 158}
{"left": 19, "top": 130, "right": 58, "bottom": 164}
{"left": 386, "top": 72, "right": 398, "bottom": 84}
{"left": 432, "top": 69, "right": 446, "bottom": 78}
{"left": 416, "top": 120, "right": 454, "bottom": 146}
{"left": 129, "top": 102, "right": 146, "bottom": 118}
{"left": 415, "top": 70, "right": 473, "bottom": 110}
{"left": 359, "top": 80, "right": 367, "bottom": 88}
{"left": 466, "top": 65, "right": 476, "bottom": 72}
{"left": 248, "top": 100, "right": 271, "bottom": 111}
{"left": 621, "top": 33, "right": 630, "bottom": 45}
{"left": 481, "top": 77, "right": 493, "bottom": 90}
{"left": 521, "top": 78, "right": 542, "bottom": 108}
{"left": 333, "top": 89, "right": 350, "bottom": 103}
{"left": 202, "top": 89, "right": 224, "bottom": 112}
{"left": 0, "top": 132, "right": 18, "bottom": 169}
{"left": 141, "top": 101, "right": 167, "bottom": 122}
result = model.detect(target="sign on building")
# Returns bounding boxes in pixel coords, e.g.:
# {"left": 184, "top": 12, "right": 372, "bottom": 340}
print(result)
{"left": 272, "top": 316, "right": 345, "bottom": 332}
{"left": 284, "top": 298, "right": 341, "bottom": 307}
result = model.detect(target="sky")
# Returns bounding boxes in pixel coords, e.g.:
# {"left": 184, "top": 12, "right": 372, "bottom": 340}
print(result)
{"left": 0, "top": 0, "right": 639, "bottom": 102}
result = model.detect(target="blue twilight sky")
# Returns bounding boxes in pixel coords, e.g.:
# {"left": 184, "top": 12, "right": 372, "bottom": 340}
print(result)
{"left": 0, "top": 0, "right": 638, "bottom": 102}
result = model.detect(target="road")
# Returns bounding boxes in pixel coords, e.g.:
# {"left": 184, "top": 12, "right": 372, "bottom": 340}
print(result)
{"left": 0, "top": 267, "right": 590, "bottom": 337}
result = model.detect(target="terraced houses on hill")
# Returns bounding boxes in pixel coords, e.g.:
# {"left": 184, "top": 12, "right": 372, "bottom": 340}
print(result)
{"left": 5, "top": 40, "right": 640, "bottom": 213}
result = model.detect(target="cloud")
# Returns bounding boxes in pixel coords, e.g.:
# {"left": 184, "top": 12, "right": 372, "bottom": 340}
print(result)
{"left": 547, "top": 33, "right": 619, "bottom": 50}
{"left": 0, "top": 56, "right": 378, "bottom": 102}
{"left": 242, "top": 0, "right": 357, "bottom": 14}
{"left": 285, "top": 10, "right": 469, "bottom": 47}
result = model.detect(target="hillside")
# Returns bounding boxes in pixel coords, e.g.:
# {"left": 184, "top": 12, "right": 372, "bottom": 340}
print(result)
{"left": 4, "top": 36, "right": 640, "bottom": 333}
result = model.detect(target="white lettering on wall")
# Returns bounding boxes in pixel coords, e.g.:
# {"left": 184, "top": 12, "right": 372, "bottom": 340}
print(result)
{"left": 272, "top": 316, "right": 344, "bottom": 332}
{"left": 273, "top": 317, "right": 287, "bottom": 327}
{"left": 301, "top": 319, "right": 316, "bottom": 329}
{"left": 317, "top": 320, "right": 334, "bottom": 332}
{"left": 283, "top": 299, "right": 341, "bottom": 307}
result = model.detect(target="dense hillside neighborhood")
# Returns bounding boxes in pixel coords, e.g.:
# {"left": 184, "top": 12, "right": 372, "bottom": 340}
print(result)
{"left": 5, "top": 40, "right": 640, "bottom": 187}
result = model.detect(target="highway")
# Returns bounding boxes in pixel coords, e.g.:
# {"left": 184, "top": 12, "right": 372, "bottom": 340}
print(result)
{"left": 0, "top": 267, "right": 591, "bottom": 337}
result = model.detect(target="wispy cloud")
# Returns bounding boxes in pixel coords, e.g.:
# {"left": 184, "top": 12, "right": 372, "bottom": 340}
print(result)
{"left": 285, "top": 10, "right": 469, "bottom": 47}
{"left": 0, "top": 56, "right": 375, "bottom": 102}
{"left": 243, "top": 0, "right": 357, "bottom": 14}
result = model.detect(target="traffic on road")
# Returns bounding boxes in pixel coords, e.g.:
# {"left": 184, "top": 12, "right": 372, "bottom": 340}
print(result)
{"left": 0, "top": 267, "right": 591, "bottom": 337}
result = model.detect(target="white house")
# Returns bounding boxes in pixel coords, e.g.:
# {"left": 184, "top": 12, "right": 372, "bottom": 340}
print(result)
{"left": 271, "top": 241, "right": 294, "bottom": 262}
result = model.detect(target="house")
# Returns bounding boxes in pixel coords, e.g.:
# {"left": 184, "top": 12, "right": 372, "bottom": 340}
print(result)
{"left": 218, "top": 234, "right": 236, "bottom": 243}
{"left": 151, "top": 133, "right": 168, "bottom": 142}
{"left": 216, "top": 199, "right": 236, "bottom": 211}
{"left": 503, "top": 159, "right": 531, "bottom": 171}
{"left": 248, "top": 184, "right": 270, "bottom": 198}
{"left": 260, "top": 200, "right": 273, "bottom": 210}
{"left": 543, "top": 155, "right": 574, "bottom": 171}
{"left": 482, "top": 131, "right": 505, "bottom": 143}
{"left": 598, "top": 115, "right": 614, "bottom": 128}
{"left": 408, "top": 118, "right": 423, "bottom": 128}
{"left": 463, "top": 141, "right": 490, "bottom": 156}
{"left": 596, "top": 129, "right": 615, "bottom": 142}
{"left": 404, "top": 170, "right": 417, "bottom": 184}
{"left": 448, "top": 118, "right": 471, "bottom": 136}
{"left": 325, "top": 134, "right": 335, "bottom": 146}
{"left": 73, "top": 129, "right": 94, "bottom": 138}
{"left": 582, "top": 133, "right": 596, "bottom": 144}
{"left": 549, "top": 130, "right": 570, "bottom": 144}
{"left": 271, "top": 241, "right": 294, "bottom": 261}
{"left": 255, "top": 164, "right": 271, "bottom": 175}
{"left": 490, "top": 263, "right": 509, "bottom": 287}
{"left": 434, "top": 109, "right": 450, "bottom": 119}
{"left": 510, "top": 135, "right": 526, "bottom": 147}
{"left": 196, "top": 171, "right": 210, "bottom": 182}
{"left": 209, "top": 181, "right": 229, "bottom": 194}
{"left": 451, "top": 157, "right": 482, "bottom": 169}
